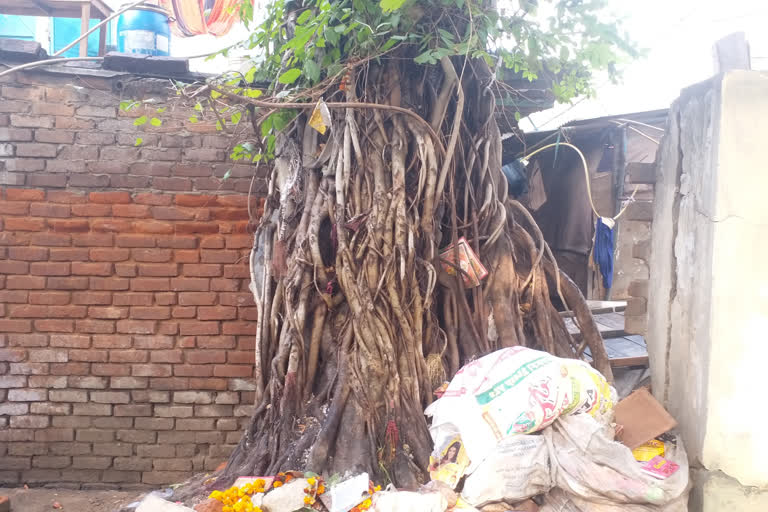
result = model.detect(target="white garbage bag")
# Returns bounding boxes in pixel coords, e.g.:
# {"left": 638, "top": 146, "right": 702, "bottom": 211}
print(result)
{"left": 425, "top": 347, "right": 615, "bottom": 474}
{"left": 461, "top": 434, "right": 551, "bottom": 507}
{"left": 372, "top": 490, "right": 448, "bottom": 512}
{"left": 542, "top": 415, "right": 689, "bottom": 511}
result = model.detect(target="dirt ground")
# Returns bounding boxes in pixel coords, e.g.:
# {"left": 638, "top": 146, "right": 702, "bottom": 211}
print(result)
{"left": 0, "top": 487, "right": 137, "bottom": 512}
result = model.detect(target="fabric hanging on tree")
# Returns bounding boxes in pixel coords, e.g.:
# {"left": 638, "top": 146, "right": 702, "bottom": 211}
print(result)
{"left": 593, "top": 217, "right": 615, "bottom": 290}
{"left": 158, "top": 0, "right": 248, "bottom": 37}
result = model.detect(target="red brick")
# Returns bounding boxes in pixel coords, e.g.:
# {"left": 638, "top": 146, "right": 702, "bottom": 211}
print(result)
{"left": 133, "top": 335, "right": 173, "bottom": 349}
{"left": 211, "top": 208, "right": 249, "bottom": 221}
{"left": 33, "top": 429, "right": 75, "bottom": 442}
{"left": 170, "top": 278, "right": 209, "bottom": 291}
{"left": 91, "top": 219, "right": 132, "bottom": 232}
{"left": 75, "top": 319, "right": 115, "bottom": 334}
{"left": 71, "top": 291, "right": 111, "bottom": 305}
{"left": 227, "top": 351, "right": 253, "bottom": 364}
{"left": 49, "top": 219, "right": 89, "bottom": 233}
{"left": 222, "top": 321, "right": 256, "bottom": 335}
{"left": 48, "top": 248, "right": 87, "bottom": 261}
{"left": 111, "top": 175, "right": 151, "bottom": 189}
{"left": 71, "top": 262, "right": 112, "bottom": 276}
{"left": 178, "top": 321, "right": 219, "bottom": 336}
{"left": 8, "top": 247, "right": 48, "bottom": 261}
{"left": 132, "top": 364, "right": 172, "bottom": 377}
{"left": 196, "top": 336, "right": 236, "bottom": 350}
{"left": 6, "top": 189, "right": 44, "bottom": 201}
{"left": 33, "top": 319, "right": 74, "bottom": 332}
{"left": 0, "top": 260, "right": 29, "bottom": 274}
{"left": 142, "top": 377, "right": 188, "bottom": 391}
{"left": 88, "top": 248, "right": 129, "bottom": 262}
{"left": 170, "top": 250, "right": 197, "bottom": 264}
{"left": 28, "top": 203, "right": 69, "bottom": 219}
{"left": 239, "top": 307, "right": 258, "bottom": 321}
{"left": 26, "top": 291, "right": 68, "bottom": 306}
{"left": 134, "top": 192, "right": 172, "bottom": 206}
{"left": 0, "top": 290, "right": 28, "bottom": 303}
{"left": 0, "top": 201, "right": 30, "bottom": 215}
{"left": 47, "top": 277, "right": 88, "bottom": 290}
{"left": 157, "top": 236, "right": 197, "bottom": 250}
{"left": 214, "top": 365, "right": 253, "bottom": 378}
{"left": 226, "top": 235, "right": 253, "bottom": 249}
{"left": 130, "top": 162, "right": 173, "bottom": 177}
{"left": 131, "top": 278, "right": 169, "bottom": 291}
{"left": 72, "top": 233, "right": 113, "bottom": 247}
{"left": 174, "top": 222, "right": 218, "bottom": 235}
{"left": 115, "top": 263, "right": 137, "bottom": 277}
{"left": 224, "top": 265, "right": 249, "bottom": 279}
{"left": 186, "top": 351, "right": 226, "bottom": 364}
{"left": 129, "top": 306, "right": 170, "bottom": 320}
{"left": 71, "top": 203, "right": 112, "bottom": 216}
{"left": 88, "top": 306, "right": 128, "bottom": 320}
{"left": 113, "top": 293, "right": 152, "bottom": 306}
{"left": 45, "top": 191, "right": 86, "bottom": 204}
{"left": 198, "top": 306, "right": 236, "bottom": 321}
{"left": 0, "top": 319, "right": 32, "bottom": 333}
{"left": 154, "top": 292, "right": 176, "bottom": 305}
{"left": 219, "top": 292, "right": 255, "bottom": 307}
{"left": 131, "top": 220, "right": 174, "bottom": 235}
{"left": 150, "top": 350, "right": 183, "bottom": 364}
{"left": 176, "top": 292, "right": 214, "bottom": 306}
{"left": 6, "top": 333, "right": 46, "bottom": 347}
{"left": 92, "top": 334, "right": 131, "bottom": 348}
{"left": 68, "top": 349, "right": 107, "bottom": 362}
{"left": 28, "top": 233, "right": 70, "bottom": 246}
{"left": 137, "top": 264, "right": 178, "bottom": 277}
{"left": 50, "top": 361, "right": 89, "bottom": 375}
{"left": 160, "top": 321, "right": 178, "bottom": 335}
{"left": 131, "top": 249, "right": 172, "bottom": 263}
{"left": 116, "top": 320, "right": 155, "bottom": 334}
{"left": 30, "top": 262, "right": 70, "bottom": 276}
{"left": 4, "top": 276, "right": 44, "bottom": 290}
{"left": 91, "top": 363, "right": 129, "bottom": 376}
{"left": 112, "top": 204, "right": 150, "bottom": 218}
{"left": 182, "top": 264, "right": 222, "bottom": 277}
{"left": 4, "top": 217, "right": 46, "bottom": 231}
{"left": 116, "top": 235, "right": 156, "bottom": 248}
{"left": 88, "top": 191, "right": 131, "bottom": 204}
{"left": 32, "top": 103, "right": 74, "bottom": 116}
{"left": 110, "top": 376, "right": 148, "bottom": 389}
{"left": 89, "top": 277, "right": 129, "bottom": 291}
{"left": 10, "top": 305, "right": 85, "bottom": 318}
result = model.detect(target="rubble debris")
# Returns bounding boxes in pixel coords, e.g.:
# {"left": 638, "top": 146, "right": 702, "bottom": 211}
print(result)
{"left": 614, "top": 388, "right": 677, "bottom": 449}
{"left": 318, "top": 473, "right": 369, "bottom": 512}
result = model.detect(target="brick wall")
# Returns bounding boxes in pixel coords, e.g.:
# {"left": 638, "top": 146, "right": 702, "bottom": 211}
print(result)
{"left": 0, "top": 66, "right": 264, "bottom": 488}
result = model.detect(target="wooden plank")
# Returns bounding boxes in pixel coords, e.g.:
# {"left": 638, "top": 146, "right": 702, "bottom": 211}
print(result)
{"left": 610, "top": 356, "right": 650, "bottom": 368}
{"left": 79, "top": 2, "right": 90, "bottom": 57}
{"left": 596, "top": 312, "right": 625, "bottom": 330}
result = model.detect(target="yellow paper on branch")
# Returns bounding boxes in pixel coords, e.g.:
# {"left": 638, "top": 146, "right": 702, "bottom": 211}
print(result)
{"left": 309, "top": 98, "right": 332, "bottom": 134}
{"left": 632, "top": 439, "right": 665, "bottom": 462}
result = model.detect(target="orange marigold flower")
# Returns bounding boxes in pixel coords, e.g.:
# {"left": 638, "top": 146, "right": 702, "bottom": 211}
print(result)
{"left": 272, "top": 481, "right": 283, "bottom": 488}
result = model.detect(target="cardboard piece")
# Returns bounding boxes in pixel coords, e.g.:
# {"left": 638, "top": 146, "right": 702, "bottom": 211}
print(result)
{"left": 614, "top": 388, "right": 677, "bottom": 449}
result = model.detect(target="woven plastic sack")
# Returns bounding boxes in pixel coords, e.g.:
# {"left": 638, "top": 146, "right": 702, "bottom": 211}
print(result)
{"left": 541, "top": 415, "right": 689, "bottom": 511}
{"left": 425, "top": 347, "right": 615, "bottom": 473}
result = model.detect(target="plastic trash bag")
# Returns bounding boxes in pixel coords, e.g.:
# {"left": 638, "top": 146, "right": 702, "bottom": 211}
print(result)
{"left": 425, "top": 347, "right": 615, "bottom": 474}
{"left": 461, "top": 434, "right": 551, "bottom": 507}
{"left": 541, "top": 415, "right": 689, "bottom": 511}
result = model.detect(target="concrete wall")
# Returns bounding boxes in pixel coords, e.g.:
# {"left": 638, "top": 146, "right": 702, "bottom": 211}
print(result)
{"left": 0, "top": 66, "right": 264, "bottom": 488}
{"left": 647, "top": 71, "right": 768, "bottom": 510}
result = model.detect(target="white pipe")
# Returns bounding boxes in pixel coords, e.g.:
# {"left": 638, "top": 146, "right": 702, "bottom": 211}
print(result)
{"left": 0, "top": 57, "right": 103, "bottom": 80}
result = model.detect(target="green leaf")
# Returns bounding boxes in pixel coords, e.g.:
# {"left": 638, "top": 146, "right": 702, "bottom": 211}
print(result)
{"left": 211, "top": 89, "right": 222, "bottom": 99}
{"left": 134, "top": 115, "right": 148, "bottom": 126}
{"left": 150, "top": 117, "right": 162, "bottom": 127}
{"left": 134, "top": 137, "right": 143, "bottom": 146}
{"left": 216, "top": 120, "right": 223, "bottom": 131}
{"left": 380, "top": 0, "right": 407, "bottom": 13}
{"left": 414, "top": 50, "right": 434, "bottom": 64}
{"left": 304, "top": 59, "right": 321, "bottom": 83}
{"left": 119, "top": 100, "right": 137, "bottom": 111}
{"left": 297, "top": 9, "right": 313, "bottom": 24}
{"left": 231, "top": 111, "right": 242, "bottom": 125}
{"left": 380, "top": 37, "right": 398, "bottom": 52}
{"left": 278, "top": 68, "right": 302, "bottom": 84}
{"left": 189, "top": 116, "right": 198, "bottom": 124}
{"left": 222, "top": 169, "right": 232, "bottom": 180}
{"left": 157, "top": 107, "right": 167, "bottom": 114}
{"left": 194, "top": 103, "right": 203, "bottom": 112}
{"left": 245, "top": 67, "right": 256, "bottom": 83}
{"left": 244, "top": 88, "right": 263, "bottom": 98}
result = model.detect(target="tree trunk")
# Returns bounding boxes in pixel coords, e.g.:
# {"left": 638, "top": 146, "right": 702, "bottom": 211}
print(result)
{"left": 219, "top": 54, "right": 609, "bottom": 488}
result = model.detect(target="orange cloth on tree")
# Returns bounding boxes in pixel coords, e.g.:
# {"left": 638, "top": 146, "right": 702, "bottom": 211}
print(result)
{"left": 158, "top": 0, "right": 247, "bottom": 37}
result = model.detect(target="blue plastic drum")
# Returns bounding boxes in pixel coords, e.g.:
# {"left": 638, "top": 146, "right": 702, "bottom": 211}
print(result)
{"left": 117, "top": 5, "right": 171, "bottom": 56}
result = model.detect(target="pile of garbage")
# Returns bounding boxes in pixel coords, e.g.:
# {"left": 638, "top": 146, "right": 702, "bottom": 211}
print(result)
{"left": 129, "top": 347, "right": 688, "bottom": 512}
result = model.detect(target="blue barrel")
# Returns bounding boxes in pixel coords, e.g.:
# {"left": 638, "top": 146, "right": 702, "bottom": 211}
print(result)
{"left": 117, "top": 5, "right": 171, "bottom": 56}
